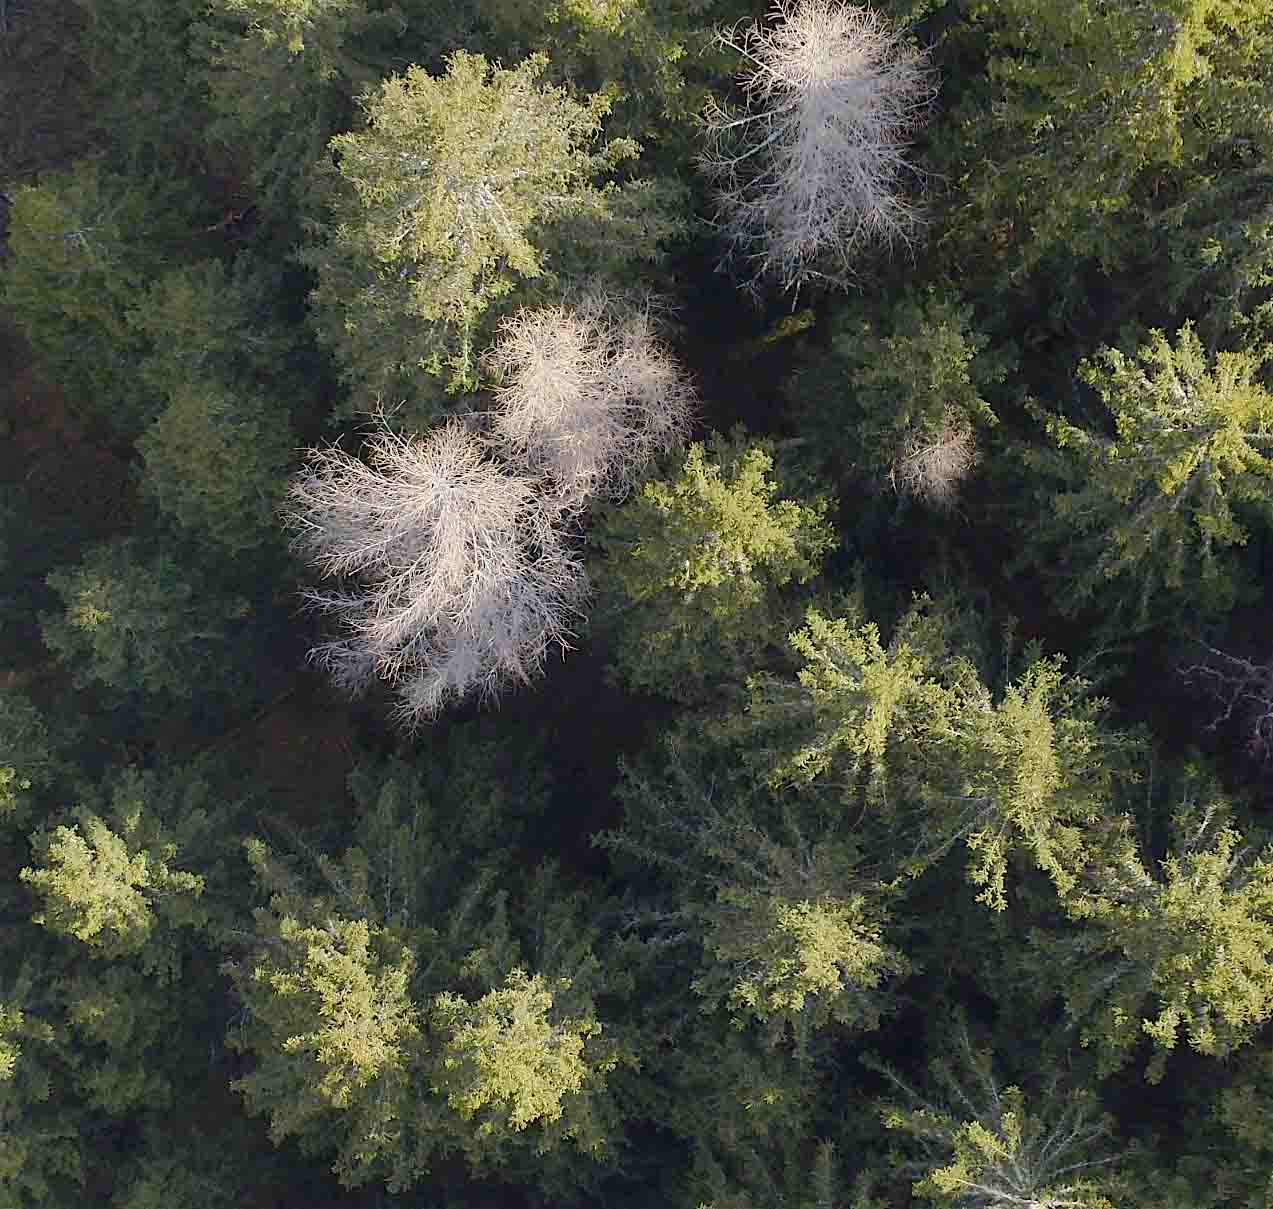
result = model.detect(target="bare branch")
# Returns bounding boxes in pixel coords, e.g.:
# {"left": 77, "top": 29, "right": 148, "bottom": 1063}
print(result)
{"left": 701, "top": 0, "right": 938, "bottom": 295}
{"left": 287, "top": 422, "right": 588, "bottom": 725}
{"left": 482, "top": 299, "right": 695, "bottom": 509}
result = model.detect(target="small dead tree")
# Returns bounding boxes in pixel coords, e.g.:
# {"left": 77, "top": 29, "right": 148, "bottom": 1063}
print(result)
{"left": 701, "top": 0, "right": 937, "bottom": 295}
{"left": 287, "top": 422, "right": 587, "bottom": 726}
{"left": 893, "top": 414, "right": 978, "bottom": 510}
{"left": 1181, "top": 643, "right": 1273, "bottom": 764}
{"left": 482, "top": 299, "right": 695, "bottom": 509}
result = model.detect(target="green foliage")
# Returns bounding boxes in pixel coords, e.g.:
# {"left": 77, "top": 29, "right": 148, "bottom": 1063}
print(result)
{"left": 41, "top": 539, "right": 251, "bottom": 702}
{"left": 1024, "top": 322, "right": 1273, "bottom": 626}
{"left": 750, "top": 599, "right": 1130, "bottom": 909}
{"left": 876, "top": 1025, "right": 1122, "bottom": 1209}
{"left": 1, "top": 167, "right": 154, "bottom": 427}
{"left": 302, "top": 50, "right": 643, "bottom": 413}
{"left": 225, "top": 757, "right": 626, "bottom": 1193}
{"left": 943, "top": 0, "right": 1273, "bottom": 284}
{"left": 125, "top": 258, "right": 299, "bottom": 406}
{"left": 791, "top": 287, "right": 1011, "bottom": 503}
{"left": 472, "top": 0, "right": 717, "bottom": 143}
{"left": 590, "top": 432, "right": 835, "bottom": 701}
{"left": 0, "top": 971, "right": 83, "bottom": 1209}
{"left": 603, "top": 732, "right": 908, "bottom": 1045}
{"left": 138, "top": 380, "right": 294, "bottom": 555}
{"left": 197, "top": 0, "right": 404, "bottom": 226}
{"left": 1045, "top": 784, "right": 1273, "bottom": 1081}
{"left": 0, "top": 691, "right": 54, "bottom": 827}
{"left": 20, "top": 794, "right": 205, "bottom": 965}
{"left": 432, "top": 967, "right": 615, "bottom": 1140}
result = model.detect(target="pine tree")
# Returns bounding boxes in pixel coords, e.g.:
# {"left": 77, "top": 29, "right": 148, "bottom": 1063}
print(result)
{"left": 589, "top": 431, "right": 835, "bottom": 701}
{"left": 1044, "top": 782, "right": 1273, "bottom": 1082}
{"left": 875, "top": 1022, "right": 1124, "bottom": 1209}
{"left": 301, "top": 50, "right": 642, "bottom": 413}
{"left": 1024, "top": 322, "right": 1273, "bottom": 626}
{"left": 749, "top": 599, "right": 1131, "bottom": 908}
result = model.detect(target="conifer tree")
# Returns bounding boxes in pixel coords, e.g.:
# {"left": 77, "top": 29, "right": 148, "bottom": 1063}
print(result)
{"left": 302, "top": 50, "right": 642, "bottom": 412}
{"left": 749, "top": 600, "right": 1131, "bottom": 908}
{"left": 1044, "top": 785, "right": 1273, "bottom": 1082}
{"left": 603, "top": 733, "right": 908, "bottom": 1044}
{"left": 589, "top": 431, "right": 835, "bottom": 701}
{"left": 790, "top": 287, "right": 1011, "bottom": 506}
{"left": 41, "top": 539, "right": 252, "bottom": 703}
{"left": 1024, "top": 322, "right": 1273, "bottom": 625}
{"left": 875, "top": 1024, "right": 1124, "bottom": 1209}
{"left": 138, "top": 380, "right": 295, "bottom": 556}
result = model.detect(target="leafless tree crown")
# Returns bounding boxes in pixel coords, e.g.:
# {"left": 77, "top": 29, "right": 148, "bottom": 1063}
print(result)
{"left": 287, "top": 422, "right": 587, "bottom": 726}
{"left": 702, "top": 0, "right": 937, "bottom": 294}
{"left": 483, "top": 300, "right": 695, "bottom": 508}
{"left": 893, "top": 414, "right": 978, "bottom": 510}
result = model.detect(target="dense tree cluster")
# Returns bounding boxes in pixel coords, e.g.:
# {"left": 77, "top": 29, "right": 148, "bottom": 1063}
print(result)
{"left": 3, "top": 1, "right": 1273, "bottom": 1207}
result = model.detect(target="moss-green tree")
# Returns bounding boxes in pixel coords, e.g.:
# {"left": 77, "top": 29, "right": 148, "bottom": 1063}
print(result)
{"left": 790, "top": 287, "right": 1011, "bottom": 507}
{"left": 41, "top": 539, "right": 251, "bottom": 703}
{"left": 749, "top": 600, "right": 1130, "bottom": 909}
{"left": 1043, "top": 785, "right": 1273, "bottom": 1082}
{"left": 1, "top": 167, "right": 154, "bottom": 429}
{"left": 603, "top": 734, "right": 907, "bottom": 1045}
{"left": 941, "top": 0, "right": 1273, "bottom": 288}
{"left": 20, "top": 809, "right": 204, "bottom": 963}
{"left": 589, "top": 432, "right": 835, "bottom": 701}
{"left": 1024, "top": 322, "right": 1273, "bottom": 626}
{"left": 138, "top": 381, "right": 294, "bottom": 556}
{"left": 876, "top": 1024, "right": 1123, "bottom": 1209}
{"left": 302, "top": 50, "right": 644, "bottom": 414}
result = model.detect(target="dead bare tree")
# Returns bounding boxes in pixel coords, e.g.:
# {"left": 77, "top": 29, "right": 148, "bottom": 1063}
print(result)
{"left": 482, "top": 299, "right": 695, "bottom": 509}
{"left": 701, "top": 0, "right": 937, "bottom": 295}
{"left": 287, "top": 422, "right": 588, "bottom": 726}
{"left": 893, "top": 413, "right": 978, "bottom": 510}
{"left": 1181, "top": 642, "right": 1273, "bottom": 764}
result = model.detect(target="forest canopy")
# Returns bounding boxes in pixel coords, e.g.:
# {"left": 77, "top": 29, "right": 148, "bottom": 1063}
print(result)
{"left": 3, "top": 2, "right": 1273, "bottom": 1208}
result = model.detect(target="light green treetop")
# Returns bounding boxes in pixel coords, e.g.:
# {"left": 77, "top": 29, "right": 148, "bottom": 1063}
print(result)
{"left": 755, "top": 601, "right": 1126, "bottom": 909}
{"left": 432, "top": 968, "right": 613, "bottom": 1140}
{"left": 591, "top": 433, "right": 835, "bottom": 700}
{"left": 1052, "top": 789, "right": 1273, "bottom": 1081}
{"left": 953, "top": 0, "right": 1273, "bottom": 276}
{"left": 41, "top": 538, "right": 251, "bottom": 701}
{"left": 1028, "top": 322, "right": 1273, "bottom": 624}
{"left": 20, "top": 805, "right": 205, "bottom": 963}
{"left": 304, "top": 50, "right": 640, "bottom": 409}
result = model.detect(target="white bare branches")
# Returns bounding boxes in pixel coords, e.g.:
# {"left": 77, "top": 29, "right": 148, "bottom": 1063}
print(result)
{"left": 894, "top": 414, "right": 978, "bottom": 510}
{"left": 483, "top": 299, "right": 695, "bottom": 508}
{"left": 288, "top": 422, "right": 587, "bottom": 726}
{"left": 288, "top": 300, "right": 696, "bottom": 724}
{"left": 702, "top": 0, "right": 937, "bottom": 294}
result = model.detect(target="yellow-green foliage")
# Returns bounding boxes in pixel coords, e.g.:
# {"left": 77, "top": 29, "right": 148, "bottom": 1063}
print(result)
{"left": 879, "top": 1032, "right": 1121, "bottom": 1209}
{"left": 1058, "top": 806, "right": 1273, "bottom": 1081}
{"left": 304, "top": 50, "right": 639, "bottom": 407}
{"left": 20, "top": 809, "right": 204, "bottom": 961}
{"left": 711, "top": 893, "right": 903, "bottom": 1028}
{"left": 761, "top": 602, "right": 1124, "bottom": 909}
{"left": 1031, "top": 322, "right": 1273, "bottom": 622}
{"left": 593, "top": 434, "right": 835, "bottom": 700}
{"left": 433, "top": 968, "right": 614, "bottom": 1140}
